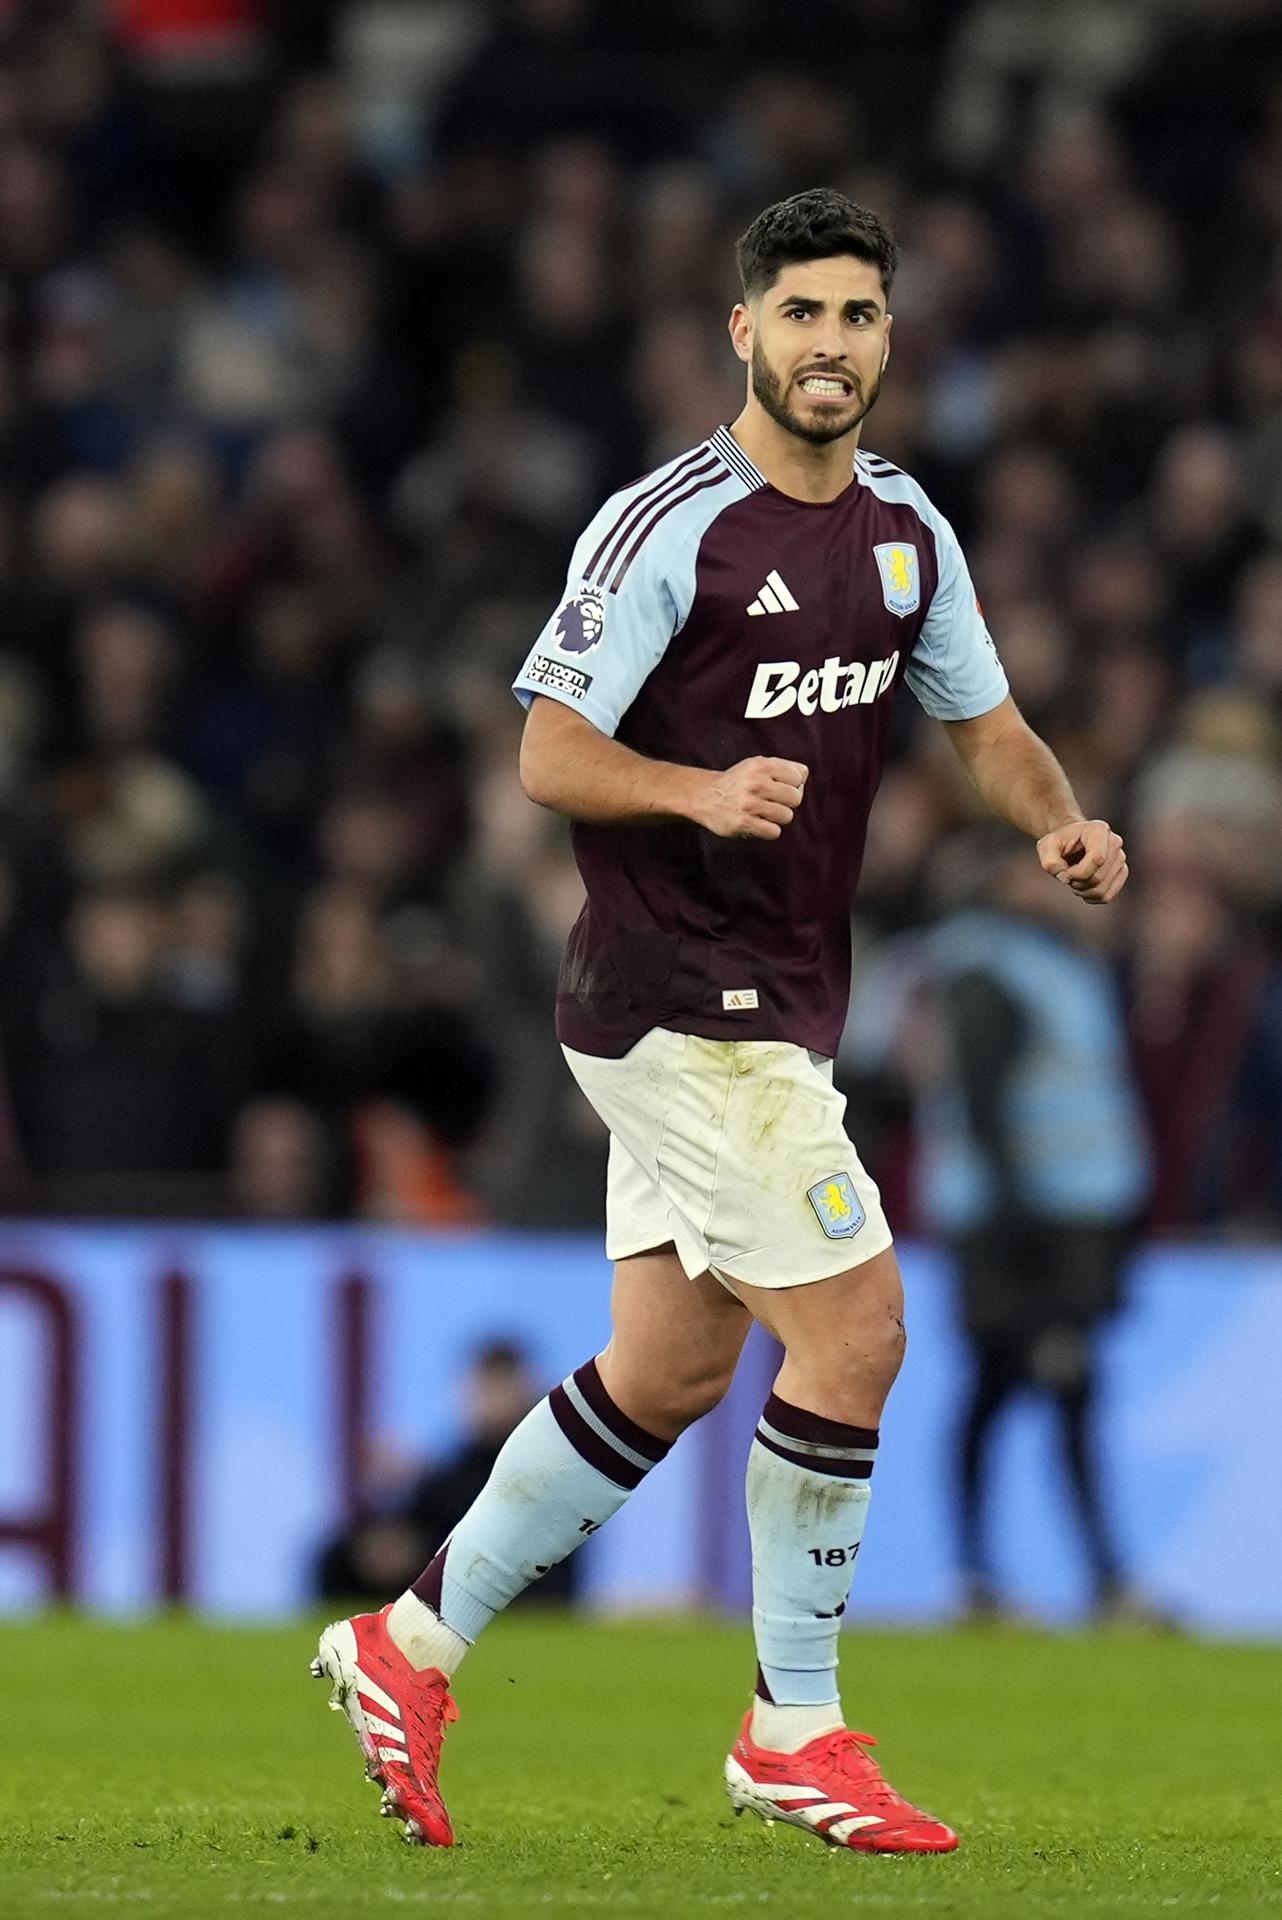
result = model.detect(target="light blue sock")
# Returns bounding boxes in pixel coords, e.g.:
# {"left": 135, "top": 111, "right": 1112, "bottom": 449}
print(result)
{"left": 406, "top": 1357, "right": 670, "bottom": 1648}
{"left": 748, "top": 1392, "right": 878, "bottom": 1709}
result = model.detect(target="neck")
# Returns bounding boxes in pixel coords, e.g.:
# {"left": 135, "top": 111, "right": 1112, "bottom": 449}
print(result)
{"left": 728, "top": 402, "right": 859, "bottom": 504}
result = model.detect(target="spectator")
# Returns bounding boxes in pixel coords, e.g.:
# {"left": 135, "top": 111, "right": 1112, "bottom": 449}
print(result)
{"left": 261, "top": 881, "right": 496, "bottom": 1221}
{"left": 228, "top": 1093, "right": 349, "bottom": 1219}
{"left": 1126, "top": 870, "right": 1274, "bottom": 1232}
{"left": 916, "top": 843, "right": 1155, "bottom": 1624}
{"left": 11, "top": 884, "right": 246, "bottom": 1190}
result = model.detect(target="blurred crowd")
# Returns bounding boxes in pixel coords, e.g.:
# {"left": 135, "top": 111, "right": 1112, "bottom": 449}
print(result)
{"left": 1, "top": 0, "right": 1281, "bottom": 1231}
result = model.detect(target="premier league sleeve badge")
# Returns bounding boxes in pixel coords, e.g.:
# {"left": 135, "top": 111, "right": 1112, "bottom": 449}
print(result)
{"left": 554, "top": 589, "right": 606, "bottom": 655}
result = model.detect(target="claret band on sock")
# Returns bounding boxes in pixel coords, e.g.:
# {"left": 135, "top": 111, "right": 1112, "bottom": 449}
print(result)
{"left": 548, "top": 1357, "right": 670, "bottom": 1490}
{"left": 754, "top": 1393, "right": 878, "bottom": 1480}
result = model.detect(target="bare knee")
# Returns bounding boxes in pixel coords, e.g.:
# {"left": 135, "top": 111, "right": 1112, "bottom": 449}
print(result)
{"left": 781, "top": 1302, "right": 907, "bottom": 1427}
{"left": 655, "top": 1359, "right": 739, "bottom": 1437}
{"left": 599, "top": 1350, "right": 736, "bottom": 1442}
{"left": 659, "top": 1364, "right": 736, "bottom": 1434}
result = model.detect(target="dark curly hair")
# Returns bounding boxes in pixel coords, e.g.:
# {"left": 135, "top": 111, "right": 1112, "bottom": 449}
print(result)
{"left": 735, "top": 188, "right": 899, "bottom": 301}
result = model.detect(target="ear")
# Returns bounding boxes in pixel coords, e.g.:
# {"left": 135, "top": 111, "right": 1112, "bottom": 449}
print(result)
{"left": 729, "top": 302, "right": 753, "bottom": 366}
{"left": 881, "top": 311, "right": 893, "bottom": 371}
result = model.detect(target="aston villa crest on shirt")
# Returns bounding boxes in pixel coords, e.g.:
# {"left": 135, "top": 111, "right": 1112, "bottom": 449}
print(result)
{"left": 554, "top": 589, "right": 606, "bottom": 655}
{"left": 872, "top": 542, "right": 920, "bottom": 617}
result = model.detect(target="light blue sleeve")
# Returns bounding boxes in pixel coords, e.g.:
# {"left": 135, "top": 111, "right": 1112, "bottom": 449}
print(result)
{"left": 904, "top": 512, "right": 1009, "bottom": 721}
{"left": 512, "top": 503, "right": 692, "bottom": 738}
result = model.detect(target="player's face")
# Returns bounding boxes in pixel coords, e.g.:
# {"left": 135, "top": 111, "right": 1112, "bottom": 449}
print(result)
{"left": 736, "top": 257, "right": 891, "bottom": 446}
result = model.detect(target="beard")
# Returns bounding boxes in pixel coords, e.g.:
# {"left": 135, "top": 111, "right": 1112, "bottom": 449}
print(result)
{"left": 750, "top": 340, "right": 882, "bottom": 445}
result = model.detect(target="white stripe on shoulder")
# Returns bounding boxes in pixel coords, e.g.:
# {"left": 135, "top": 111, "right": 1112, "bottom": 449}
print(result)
{"left": 711, "top": 425, "right": 767, "bottom": 491}
{"left": 856, "top": 448, "right": 901, "bottom": 475}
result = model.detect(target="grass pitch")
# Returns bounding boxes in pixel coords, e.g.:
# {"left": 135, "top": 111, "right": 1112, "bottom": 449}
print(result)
{"left": 3, "top": 1613, "right": 1281, "bottom": 1918}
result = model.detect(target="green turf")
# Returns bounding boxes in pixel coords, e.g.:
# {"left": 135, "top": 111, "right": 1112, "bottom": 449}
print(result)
{"left": 3, "top": 1613, "right": 1281, "bottom": 1918}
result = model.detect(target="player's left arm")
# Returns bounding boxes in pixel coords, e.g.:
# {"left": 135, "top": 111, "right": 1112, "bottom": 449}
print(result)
{"left": 942, "top": 694, "right": 1128, "bottom": 905}
{"left": 905, "top": 506, "right": 1127, "bottom": 905}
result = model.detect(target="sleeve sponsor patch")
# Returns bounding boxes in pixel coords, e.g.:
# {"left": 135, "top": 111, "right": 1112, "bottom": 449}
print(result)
{"left": 524, "top": 654, "right": 594, "bottom": 700}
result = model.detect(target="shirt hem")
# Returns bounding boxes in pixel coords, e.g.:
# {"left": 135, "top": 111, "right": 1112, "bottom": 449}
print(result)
{"left": 555, "top": 1005, "right": 839, "bottom": 1063}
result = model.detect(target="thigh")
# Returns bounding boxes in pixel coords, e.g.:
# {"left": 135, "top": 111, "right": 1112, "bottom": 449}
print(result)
{"left": 597, "top": 1244, "right": 752, "bottom": 1437}
{"left": 733, "top": 1243, "right": 904, "bottom": 1351}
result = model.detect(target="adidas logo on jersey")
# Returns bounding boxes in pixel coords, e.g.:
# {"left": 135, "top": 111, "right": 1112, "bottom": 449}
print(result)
{"left": 747, "top": 571, "right": 799, "bottom": 616}
{"left": 744, "top": 651, "right": 900, "bottom": 719}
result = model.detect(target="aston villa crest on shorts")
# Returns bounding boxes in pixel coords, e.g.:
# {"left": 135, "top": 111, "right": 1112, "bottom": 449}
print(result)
{"left": 554, "top": 589, "right": 606, "bottom": 655}
{"left": 872, "top": 542, "right": 920, "bottom": 617}
{"left": 807, "top": 1172, "right": 866, "bottom": 1239}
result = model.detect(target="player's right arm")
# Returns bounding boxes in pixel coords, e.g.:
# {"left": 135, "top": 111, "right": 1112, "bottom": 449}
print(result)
{"left": 520, "top": 695, "right": 806, "bottom": 841}
{"left": 513, "top": 478, "right": 805, "bottom": 839}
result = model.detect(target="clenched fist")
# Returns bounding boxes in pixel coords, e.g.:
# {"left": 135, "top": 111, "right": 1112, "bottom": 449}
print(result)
{"left": 1037, "top": 818, "right": 1128, "bottom": 904}
{"left": 694, "top": 756, "right": 809, "bottom": 840}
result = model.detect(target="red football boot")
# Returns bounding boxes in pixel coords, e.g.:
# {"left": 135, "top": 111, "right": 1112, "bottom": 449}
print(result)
{"left": 725, "top": 1712, "right": 958, "bottom": 1853}
{"left": 312, "top": 1605, "right": 459, "bottom": 1846}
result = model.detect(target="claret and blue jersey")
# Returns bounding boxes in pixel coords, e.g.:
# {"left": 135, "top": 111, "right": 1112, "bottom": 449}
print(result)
{"left": 513, "top": 426, "right": 1009, "bottom": 1061}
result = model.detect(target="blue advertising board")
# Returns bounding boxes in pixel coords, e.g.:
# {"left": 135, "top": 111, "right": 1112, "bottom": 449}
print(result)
{"left": 1, "top": 1226, "right": 1278, "bottom": 1632}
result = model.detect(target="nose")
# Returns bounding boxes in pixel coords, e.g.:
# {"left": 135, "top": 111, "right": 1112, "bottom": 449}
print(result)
{"left": 813, "top": 329, "right": 847, "bottom": 365}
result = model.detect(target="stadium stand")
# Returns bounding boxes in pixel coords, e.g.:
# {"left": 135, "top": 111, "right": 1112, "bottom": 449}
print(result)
{"left": 0, "top": 0, "right": 1280, "bottom": 1229}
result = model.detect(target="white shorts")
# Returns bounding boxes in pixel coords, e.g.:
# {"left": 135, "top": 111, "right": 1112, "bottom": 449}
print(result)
{"left": 563, "top": 1027, "right": 894, "bottom": 1290}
